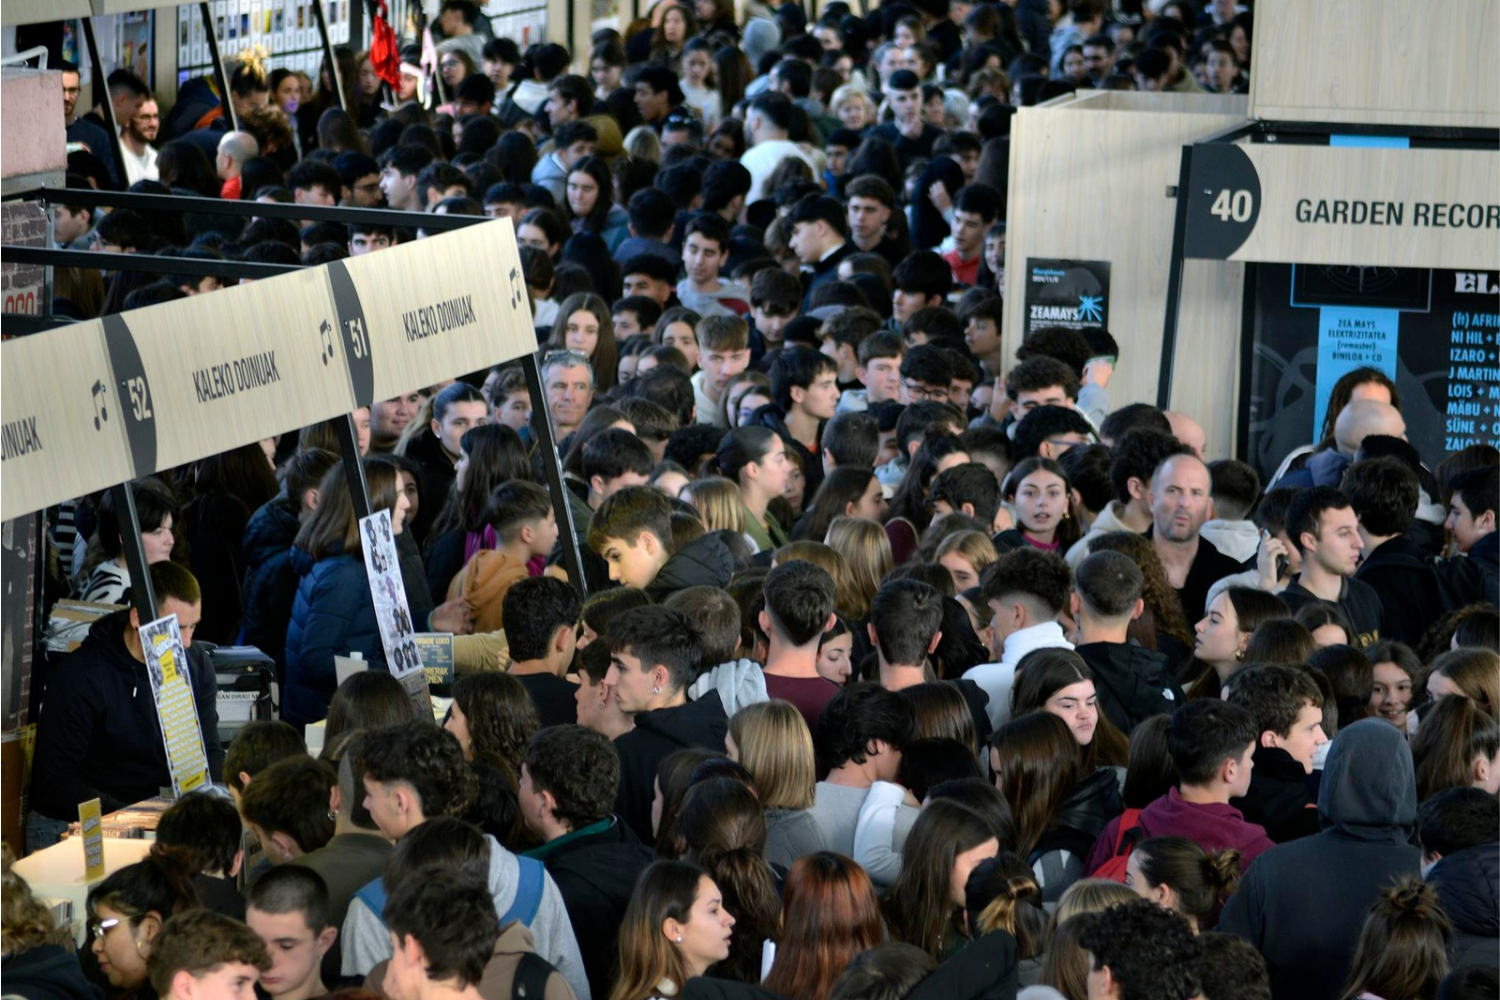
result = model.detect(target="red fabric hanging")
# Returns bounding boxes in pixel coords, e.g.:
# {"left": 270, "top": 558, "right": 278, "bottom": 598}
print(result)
{"left": 369, "top": 0, "right": 401, "bottom": 88}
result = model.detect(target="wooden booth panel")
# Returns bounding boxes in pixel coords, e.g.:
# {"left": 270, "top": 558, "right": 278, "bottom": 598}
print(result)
{"left": 1002, "top": 91, "right": 1249, "bottom": 460}
{"left": 1248, "top": 0, "right": 1500, "bottom": 128}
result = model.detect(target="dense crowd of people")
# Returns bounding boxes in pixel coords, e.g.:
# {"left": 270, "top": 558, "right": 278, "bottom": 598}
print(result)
{"left": 11, "top": 1, "right": 1500, "bottom": 1000}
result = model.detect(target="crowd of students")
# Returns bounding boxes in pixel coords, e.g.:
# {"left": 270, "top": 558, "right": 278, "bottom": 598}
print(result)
{"left": 14, "top": 0, "right": 1500, "bottom": 999}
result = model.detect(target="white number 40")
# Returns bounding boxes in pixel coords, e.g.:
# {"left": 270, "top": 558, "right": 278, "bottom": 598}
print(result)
{"left": 1210, "top": 189, "right": 1254, "bottom": 223}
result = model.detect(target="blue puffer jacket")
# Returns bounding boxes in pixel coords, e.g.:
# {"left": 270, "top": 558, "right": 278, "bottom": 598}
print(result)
{"left": 283, "top": 546, "right": 388, "bottom": 728}
{"left": 240, "top": 494, "right": 300, "bottom": 679}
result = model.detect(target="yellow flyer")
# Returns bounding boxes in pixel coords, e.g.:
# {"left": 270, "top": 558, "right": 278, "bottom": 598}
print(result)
{"left": 138, "top": 614, "right": 210, "bottom": 796}
{"left": 79, "top": 798, "right": 105, "bottom": 881}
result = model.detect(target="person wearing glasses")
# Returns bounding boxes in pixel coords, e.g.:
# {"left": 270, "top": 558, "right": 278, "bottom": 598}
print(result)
{"left": 85, "top": 850, "right": 203, "bottom": 997}
{"left": 119, "top": 98, "right": 161, "bottom": 186}
{"left": 898, "top": 344, "right": 955, "bottom": 406}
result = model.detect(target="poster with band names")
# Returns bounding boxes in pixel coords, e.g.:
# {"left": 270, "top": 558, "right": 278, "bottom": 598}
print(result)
{"left": 139, "top": 615, "right": 210, "bottom": 797}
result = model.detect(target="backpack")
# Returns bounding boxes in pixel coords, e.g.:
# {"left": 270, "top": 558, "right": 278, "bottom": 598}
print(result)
{"left": 511, "top": 952, "right": 556, "bottom": 1000}
{"left": 1090, "top": 808, "right": 1145, "bottom": 883}
{"left": 352, "top": 855, "right": 547, "bottom": 928}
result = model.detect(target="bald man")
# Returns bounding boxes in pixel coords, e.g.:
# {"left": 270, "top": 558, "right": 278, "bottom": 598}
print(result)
{"left": 1273, "top": 399, "right": 1406, "bottom": 491}
{"left": 216, "top": 131, "right": 259, "bottom": 199}
{"left": 1148, "top": 452, "right": 1253, "bottom": 619}
{"left": 1165, "top": 411, "right": 1206, "bottom": 459}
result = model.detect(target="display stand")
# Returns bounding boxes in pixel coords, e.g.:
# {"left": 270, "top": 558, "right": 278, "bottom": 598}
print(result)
{"left": 1001, "top": 90, "right": 1249, "bottom": 457}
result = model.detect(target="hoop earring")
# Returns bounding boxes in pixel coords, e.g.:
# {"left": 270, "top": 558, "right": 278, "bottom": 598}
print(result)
{"left": 652, "top": 686, "right": 662, "bottom": 695}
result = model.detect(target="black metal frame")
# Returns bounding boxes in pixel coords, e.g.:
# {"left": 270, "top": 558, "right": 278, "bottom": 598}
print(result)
{"left": 1157, "top": 118, "right": 1500, "bottom": 417}
{"left": 1, "top": 187, "right": 587, "bottom": 621}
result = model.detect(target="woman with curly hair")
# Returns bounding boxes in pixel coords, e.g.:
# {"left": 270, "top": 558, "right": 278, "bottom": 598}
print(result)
{"left": 444, "top": 671, "right": 540, "bottom": 779}
{"left": 1087, "top": 531, "right": 1196, "bottom": 671}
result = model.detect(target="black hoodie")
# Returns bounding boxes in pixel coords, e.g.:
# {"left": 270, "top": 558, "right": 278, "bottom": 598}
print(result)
{"left": 907, "top": 929, "right": 1019, "bottom": 1000}
{"left": 240, "top": 493, "right": 301, "bottom": 677}
{"left": 1231, "top": 744, "right": 1321, "bottom": 845}
{"left": 645, "top": 533, "right": 736, "bottom": 602}
{"left": 1074, "top": 641, "right": 1183, "bottom": 734}
{"left": 1353, "top": 534, "right": 1447, "bottom": 645}
{"left": 533, "top": 816, "right": 655, "bottom": 997}
{"left": 614, "top": 691, "right": 731, "bottom": 843}
{"left": 1220, "top": 720, "right": 1420, "bottom": 1000}
{"left": 31, "top": 610, "right": 223, "bottom": 819}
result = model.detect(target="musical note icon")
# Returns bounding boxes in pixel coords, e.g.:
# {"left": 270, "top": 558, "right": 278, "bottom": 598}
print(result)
{"left": 508, "top": 267, "right": 522, "bottom": 310}
{"left": 91, "top": 380, "right": 108, "bottom": 431}
{"left": 319, "top": 320, "right": 335, "bottom": 366}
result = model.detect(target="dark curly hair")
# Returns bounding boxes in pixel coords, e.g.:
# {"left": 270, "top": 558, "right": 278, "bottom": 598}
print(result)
{"left": 360, "top": 720, "right": 476, "bottom": 819}
{"left": 450, "top": 672, "right": 540, "bottom": 776}
{"left": 1076, "top": 899, "right": 1203, "bottom": 1000}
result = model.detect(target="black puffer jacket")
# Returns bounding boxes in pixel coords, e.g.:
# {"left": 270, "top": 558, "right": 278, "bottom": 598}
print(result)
{"left": 240, "top": 493, "right": 301, "bottom": 678}
{"left": 1426, "top": 842, "right": 1499, "bottom": 969}
{"left": 615, "top": 692, "right": 730, "bottom": 843}
{"left": 645, "top": 533, "right": 736, "bottom": 601}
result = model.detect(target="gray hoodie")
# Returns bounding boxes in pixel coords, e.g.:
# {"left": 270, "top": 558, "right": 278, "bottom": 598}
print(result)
{"left": 1219, "top": 720, "right": 1420, "bottom": 1000}
{"left": 342, "top": 834, "right": 590, "bottom": 1000}
{"left": 688, "top": 658, "right": 769, "bottom": 716}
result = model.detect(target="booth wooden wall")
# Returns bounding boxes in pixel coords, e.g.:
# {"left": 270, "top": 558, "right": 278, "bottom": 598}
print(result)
{"left": 1248, "top": 0, "right": 1500, "bottom": 128}
{"left": 1002, "top": 91, "right": 1248, "bottom": 459}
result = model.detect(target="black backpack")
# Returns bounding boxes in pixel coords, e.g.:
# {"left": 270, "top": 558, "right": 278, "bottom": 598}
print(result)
{"left": 511, "top": 952, "right": 555, "bottom": 1000}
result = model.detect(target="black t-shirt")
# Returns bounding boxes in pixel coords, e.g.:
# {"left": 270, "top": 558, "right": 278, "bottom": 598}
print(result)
{"left": 1279, "top": 576, "right": 1384, "bottom": 649}
{"left": 868, "top": 121, "right": 944, "bottom": 163}
{"left": 516, "top": 671, "right": 579, "bottom": 728}
{"left": 1149, "top": 530, "right": 1250, "bottom": 623}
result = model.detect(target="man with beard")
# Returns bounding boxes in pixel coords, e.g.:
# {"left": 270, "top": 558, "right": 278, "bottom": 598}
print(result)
{"left": 1150, "top": 453, "right": 1251, "bottom": 622}
{"left": 120, "top": 97, "right": 160, "bottom": 185}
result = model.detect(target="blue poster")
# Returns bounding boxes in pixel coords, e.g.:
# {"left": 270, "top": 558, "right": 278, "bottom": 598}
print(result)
{"left": 1312, "top": 307, "right": 1399, "bottom": 439}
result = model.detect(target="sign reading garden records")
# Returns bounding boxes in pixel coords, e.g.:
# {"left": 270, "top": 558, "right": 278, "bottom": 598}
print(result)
{"left": 0, "top": 220, "right": 538, "bottom": 522}
{"left": 1183, "top": 144, "right": 1500, "bottom": 269}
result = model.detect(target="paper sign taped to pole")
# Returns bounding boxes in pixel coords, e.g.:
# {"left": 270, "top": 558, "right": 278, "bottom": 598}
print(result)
{"left": 138, "top": 615, "right": 210, "bottom": 796}
{"left": 79, "top": 798, "right": 105, "bottom": 881}
{"left": 357, "top": 509, "right": 424, "bottom": 680}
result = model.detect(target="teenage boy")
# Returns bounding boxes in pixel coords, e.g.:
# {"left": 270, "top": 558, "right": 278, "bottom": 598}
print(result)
{"left": 1087, "top": 701, "right": 1273, "bottom": 875}
{"left": 588, "top": 486, "right": 735, "bottom": 599}
{"left": 1199, "top": 459, "right": 1263, "bottom": 564}
{"left": 379, "top": 868, "right": 495, "bottom": 1000}
{"left": 1278, "top": 486, "right": 1383, "bottom": 648}
{"left": 1339, "top": 456, "right": 1449, "bottom": 646}
{"left": 519, "top": 726, "right": 654, "bottom": 999}
{"left": 291, "top": 738, "right": 393, "bottom": 984}
{"left": 1149, "top": 453, "right": 1251, "bottom": 621}
{"left": 760, "top": 560, "right": 842, "bottom": 731}
{"left": 1220, "top": 720, "right": 1420, "bottom": 1000}
{"left": 964, "top": 548, "right": 1074, "bottom": 729}
{"left": 869, "top": 70, "right": 942, "bottom": 160}
{"left": 1065, "top": 430, "right": 1192, "bottom": 567}
{"left": 760, "top": 346, "right": 840, "bottom": 500}
{"left": 868, "top": 579, "right": 945, "bottom": 694}
{"left": 749, "top": 268, "right": 802, "bottom": 368}
{"left": 1011, "top": 405, "right": 1096, "bottom": 462}
{"left": 789, "top": 194, "right": 854, "bottom": 309}
{"left": 693, "top": 315, "right": 753, "bottom": 428}
{"left": 238, "top": 755, "right": 337, "bottom": 865}
{"left": 846, "top": 175, "right": 909, "bottom": 270}
{"left": 931, "top": 464, "right": 1003, "bottom": 535}
{"left": 246, "top": 867, "right": 338, "bottom": 1000}
{"left": 621, "top": 254, "right": 680, "bottom": 309}
{"left": 961, "top": 294, "right": 1005, "bottom": 378}
{"left": 1446, "top": 464, "right": 1498, "bottom": 574}
{"left": 358, "top": 721, "right": 476, "bottom": 845}
{"left": 531, "top": 120, "right": 597, "bottom": 204}
{"left": 676, "top": 212, "right": 750, "bottom": 318}
{"left": 1225, "top": 665, "right": 1328, "bottom": 844}
{"left": 615, "top": 398, "right": 677, "bottom": 463}
{"left": 818, "top": 307, "right": 881, "bottom": 394}
{"left": 378, "top": 146, "right": 436, "bottom": 212}
{"left": 878, "top": 400, "right": 965, "bottom": 487}
{"left": 611, "top": 295, "right": 662, "bottom": 341}
{"left": 668, "top": 586, "right": 767, "bottom": 716}
{"left": 821, "top": 412, "right": 881, "bottom": 474}
{"left": 501, "top": 577, "right": 581, "bottom": 728}
{"left": 838, "top": 331, "right": 905, "bottom": 414}
{"left": 1417, "top": 787, "right": 1499, "bottom": 970}
{"left": 898, "top": 344, "right": 955, "bottom": 405}
{"left": 890, "top": 251, "right": 954, "bottom": 329}
{"left": 154, "top": 792, "right": 248, "bottom": 920}
{"left": 606, "top": 606, "right": 730, "bottom": 842}
{"left": 29, "top": 561, "right": 222, "bottom": 850}
{"left": 811, "top": 683, "right": 919, "bottom": 887}
{"left": 145, "top": 910, "right": 269, "bottom": 1000}
{"left": 484, "top": 367, "right": 533, "bottom": 433}
{"left": 943, "top": 185, "right": 1001, "bottom": 287}
{"left": 471, "top": 481, "right": 560, "bottom": 634}
{"left": 1070, "top": 551, "right": 1181, "bottom": 733}
{"left": 1075, "top": 901, "right": 1202, "bottom": 1000}
{"left": 613, "top": 187, "right": 681, "bottom": 269}
{"left": 224, "top": 721, "right": 306, "bottom": 806}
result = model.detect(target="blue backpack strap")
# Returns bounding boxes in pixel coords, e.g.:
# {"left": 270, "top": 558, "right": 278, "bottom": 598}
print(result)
{"left": 498, "top": 856, "right": 545, "bottom": 927}
{"left": 353, "top": 877, "right": 389, "bottom": 926}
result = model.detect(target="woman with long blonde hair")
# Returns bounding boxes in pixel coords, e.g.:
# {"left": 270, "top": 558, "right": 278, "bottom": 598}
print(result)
{"left": 825, "top": 516, "right": 893, "bottom": 621}
{"left": 681, "top": 477, "right": 747, "bottom": 537}
{"left": 935, "top": 530, "right": 999, "bottom": 593}
{"left": 727, "top": 700, "right": 827, "bottom": 867}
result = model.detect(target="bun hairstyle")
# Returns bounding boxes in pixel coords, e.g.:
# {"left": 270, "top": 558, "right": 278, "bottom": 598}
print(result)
{"left": 1341, "top": 878, "right": 1452, "bottom": 1000}
{"left": 229, "top": 46, "right": 271, "bottom": 95}
{"left": 1131, "top": 836, "right": 1240, "bottom": 925}
{"left": 965, "top": 853, "right": 1046, "bottom": 959}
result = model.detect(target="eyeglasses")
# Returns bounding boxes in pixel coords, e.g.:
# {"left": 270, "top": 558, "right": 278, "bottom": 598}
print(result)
{"left": 902, "top": 379, "right": 949, "bottom": 402}
{"left": 89, "top": 917, "right": 123, "bottom": 938}
{"left": 542, "top": 349, "right": 591, "bottom": 366}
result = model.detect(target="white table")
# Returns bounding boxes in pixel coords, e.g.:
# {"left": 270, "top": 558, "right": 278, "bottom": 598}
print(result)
{"left": 13, "top": 837, "right": 154, "bottom": 945}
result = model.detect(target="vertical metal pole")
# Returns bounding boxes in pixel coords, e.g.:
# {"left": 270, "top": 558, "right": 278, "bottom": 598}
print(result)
{"left": 334, "top": 414, "right": 374, "bottom": 520}
{"left": 80, "top": 18, "right": 128, "bottom": 191}
{"left": 199, "top": 1, "right": 239, "bottom": 132}
{"left": 311, "top": 0, "right": 347, "bottom": 112}
{"left": 111, "top": 483, "right": 158, "bottom": 622}
{"left": 521, "top": 353, "right": 587, "bottom": 596}
{"left": 1156, "top": 145, "right": 1194, "bottom": 411}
